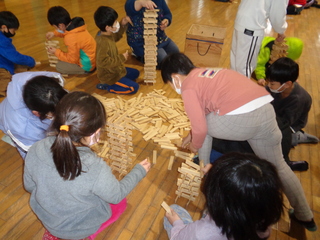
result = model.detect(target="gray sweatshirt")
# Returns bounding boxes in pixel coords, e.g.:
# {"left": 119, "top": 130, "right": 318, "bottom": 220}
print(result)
{"left": 24, "top": 136, "right": 146, "bottom": 239}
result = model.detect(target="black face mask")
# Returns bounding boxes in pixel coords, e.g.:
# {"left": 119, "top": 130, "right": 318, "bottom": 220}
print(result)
{"left": 2, "top": 31, "right": 15, "bottom": 38}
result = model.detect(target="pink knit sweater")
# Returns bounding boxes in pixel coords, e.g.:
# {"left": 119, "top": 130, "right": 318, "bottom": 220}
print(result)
{"left": 181, "top": 68, "right": 270, "bottom": 149}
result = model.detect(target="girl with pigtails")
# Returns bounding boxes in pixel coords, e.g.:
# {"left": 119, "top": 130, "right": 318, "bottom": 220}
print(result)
{"left": 24, "top": 91, "right": 150, "bottom": 240}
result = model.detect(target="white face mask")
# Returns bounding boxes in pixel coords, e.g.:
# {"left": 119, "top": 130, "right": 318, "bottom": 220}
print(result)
{"left": 88, "top": 131, "right": 100, "bottom": 146}
{"left": 172, "top": 79, "right": 182, "bottom": 95}
{"left": 269, "top": 83, "right": 286, "bottom": 94}
{"left": 111, "top": 21, "right": 120, "bottom": 33}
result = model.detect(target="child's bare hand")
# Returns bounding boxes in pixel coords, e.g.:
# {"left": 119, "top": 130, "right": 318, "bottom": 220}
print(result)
{"left": 276, "top": 33, "right": 285, "bottom": 43}
{"left": 121, "top": 16, "right": 133, "bottom": 26}
{"left": 139, "top": 158, "right": 151, "bottom": 173}
{"left": 123, "top": 50, "right": 129, "bottom": 60}
{"left": 47, "top": 46, "right": 56, "bottom": 55}
{"left": 188, "top": 142, "right": 198, "bottom": 153}
{"left": 160, "top": 19, "right": 169, "bottom": 31}
{"left": 166, "top": 209, "right": 181, "bottom": 225}
{"left": 139, "top": 0, "right": 157, "bottom": 9}
{"left": 257, "top": 79, "right": 266, "bottom": 86}
{"left": 181, "top": 133, "right": 191, "bottom": 148}
{"left": 201, "top": 163, "right": 212, "bottom": 175}
{"left": 46, "top": 32, "right": 55, "bottom": 40}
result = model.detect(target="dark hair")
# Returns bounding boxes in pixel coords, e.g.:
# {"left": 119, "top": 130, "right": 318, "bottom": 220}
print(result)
{"left": 161, "top": 52, "right": 196, "bottom": 83}
{"left": 23, "top": 76, "right": 68, "bottom": 120}
{"left": 50, "top": 92, "right": 106, "bottom": 180}
{"left": 94, "top": 6, "right": 118, "bottom": 31}
{"left": 203, "top": 152, "right": 283, "bottom": 240}
{"left": 266, "top": 57, "right": 299, "bottom": 84}
{"left": 47, "top": 6, "right": 71, "bottom": 26}
{"left": 0, "top": 11, "right": 19, "bottom": 29}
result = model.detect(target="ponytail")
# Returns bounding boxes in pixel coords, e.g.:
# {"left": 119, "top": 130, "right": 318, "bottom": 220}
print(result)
{"left": 50, "top": 92, "right": 106, "bottom": 181}
{"left": 51, "top": 125, "right": 82, "bottom": 180}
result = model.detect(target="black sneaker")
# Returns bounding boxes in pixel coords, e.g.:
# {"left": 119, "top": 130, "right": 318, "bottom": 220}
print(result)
{"left": 287, "top": 160, "right": 309, "bottom": 171}
{"left": 289, "top": 209, "right": 317, "bottom": 231}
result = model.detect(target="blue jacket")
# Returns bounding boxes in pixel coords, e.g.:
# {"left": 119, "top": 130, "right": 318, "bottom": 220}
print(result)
{"left": 0, "top": 71, "right": 64, "bottom": 158}
{"left": 0, "top": 32, "right": 35, "bottom": 74}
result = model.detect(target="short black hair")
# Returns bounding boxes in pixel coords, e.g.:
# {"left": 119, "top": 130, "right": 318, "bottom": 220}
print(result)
{"left": 47, "top": 6, "right": 71, "bottom": 26}
{"left": 94, "top": 6, "right": 118, "bottom": 32}
{"left": 23, "top": 76, "right": 68, "bottom": 120}
{"left": 161, "top": 52, "right": 196, "bottom": 83}
{"left": 203, "top": 152, "right": 284, "bottom": 240}
{"left": 266, "top": 57, "right": 299, "bottom": 84}
{"left": 0, "top": 11, "right": 19, "bottom": 29}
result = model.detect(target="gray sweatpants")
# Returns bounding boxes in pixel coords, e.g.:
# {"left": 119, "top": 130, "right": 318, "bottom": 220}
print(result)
{"left": 198, "top": 103, "right": 313, "bottom": 221}
{"left": 56, "top": 61, "right": 86, "bottom": 74}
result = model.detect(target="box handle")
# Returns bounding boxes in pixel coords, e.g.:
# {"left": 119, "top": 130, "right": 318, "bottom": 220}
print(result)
{"left": 197, "top": 43, "right": 211, "bottom": 56}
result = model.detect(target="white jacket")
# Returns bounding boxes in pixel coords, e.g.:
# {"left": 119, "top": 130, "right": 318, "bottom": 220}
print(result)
{"left": 234, "top": 0, "right": 288, "bottom": 36}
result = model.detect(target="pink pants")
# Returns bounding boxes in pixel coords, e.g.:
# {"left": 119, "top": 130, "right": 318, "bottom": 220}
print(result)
{"left": 42, "top": 198, "right": 127, "bottom": 240}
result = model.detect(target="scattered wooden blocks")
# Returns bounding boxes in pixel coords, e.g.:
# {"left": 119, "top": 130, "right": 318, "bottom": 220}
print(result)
{"left": 92, "top": 90, "right": 190, "bottom": 159}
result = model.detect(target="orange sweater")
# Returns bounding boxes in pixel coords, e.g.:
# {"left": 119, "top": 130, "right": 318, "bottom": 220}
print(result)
{"left": 54, "top": 22, "right": 96, "bottom": 72}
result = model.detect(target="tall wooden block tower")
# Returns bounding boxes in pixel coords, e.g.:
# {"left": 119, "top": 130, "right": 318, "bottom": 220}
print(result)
{"left": 143, "top": 9, "right": 159, "bottom": 84}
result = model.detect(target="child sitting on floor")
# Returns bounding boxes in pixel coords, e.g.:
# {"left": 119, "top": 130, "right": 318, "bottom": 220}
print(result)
{"left": 164, "top": 152, "right": 284, "bottom": 240}
{"left": 125, "top": 0, "right": 179, "bottom": 69}
{"left": 0, "top": 71, "right": 67, "bottom": 159}
{"left": 46, "top": 6, "right": 96, "bottom": 74}
{"left": 94, "top": 6, "right": 140, "bottom": 95}
{"left": 0, "top": 11, "right": 36, "bottom": 96}
{"left": 266, "top": 57, "right": 319, "bottom": 146}
{"left": 24, "top": 91, "right": 151, "bottom": 239}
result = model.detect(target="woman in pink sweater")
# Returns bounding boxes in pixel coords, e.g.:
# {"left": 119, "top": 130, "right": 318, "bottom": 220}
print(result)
{"left": 161, "top": 53, "right": 316, "bottom": 232}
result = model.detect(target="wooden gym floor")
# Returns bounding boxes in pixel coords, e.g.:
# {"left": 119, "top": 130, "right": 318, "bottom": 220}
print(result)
{"left": 0, "top": 0, "right": 319, "bottom": 239}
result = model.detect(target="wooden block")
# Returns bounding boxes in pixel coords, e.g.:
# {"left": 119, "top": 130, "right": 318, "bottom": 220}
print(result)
{"left": 161, "top": 201, "right": 171, "bottom": 213}
{"left": 168, "top": 156, "right": 174, "bottom": 170}
{"left": 144, "top": 11, "right": 158, "bottom": 18}
{"left": 144, "top": 23, "right": 157, "bottom": 29}
{"left": 153, "top": 150, "right": 157, "bottom": 164}
{"left": 161, "top": 145, "right": 177, "bottom": 151}
{"left": 178, "top": 167, "right": 201, "bottom": 177}
{"left": 185, "top": 160, "right": 201, "bottom": 170}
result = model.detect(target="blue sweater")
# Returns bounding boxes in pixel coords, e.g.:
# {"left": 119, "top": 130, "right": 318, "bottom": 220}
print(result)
{"left": 0, "top": 32, "right": 35, "bottom": 74}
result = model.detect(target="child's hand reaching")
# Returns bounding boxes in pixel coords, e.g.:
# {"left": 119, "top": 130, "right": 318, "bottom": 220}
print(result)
{"left": 257, "top": 79, "right": 266, "bottom": 86}
{"left": 160, "top": 19, "right": 169, "bottom": 31}
{"left": 47, "top": 46, "right": 56, "bottom": 55}
{"left": 181, "top": 133, "right": 191, "bottom": 148}
{"left": 166, "top": 208, "right": 181, "bottom": 225}
{"left": 139, "top": 158, "right": 151, "bottom": 173}
{"left": 121, "top": 16, "right": 133, "bottom": 26}
{"left": 201, "top": 163, "right": 212, "bottom": 175}
{"left": 46, "top": 32, "right": 55, "bottom": 40}
{"left": 139, "top": 0, "right": 157, "bottom": 10}
{"left": 123, "top": 50, "right": 129, "bottom": 60}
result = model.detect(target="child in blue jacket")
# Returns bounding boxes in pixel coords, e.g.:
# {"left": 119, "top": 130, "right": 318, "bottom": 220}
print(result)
{"left": 0, "top": 11, "right": 35, "bottom": 96}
